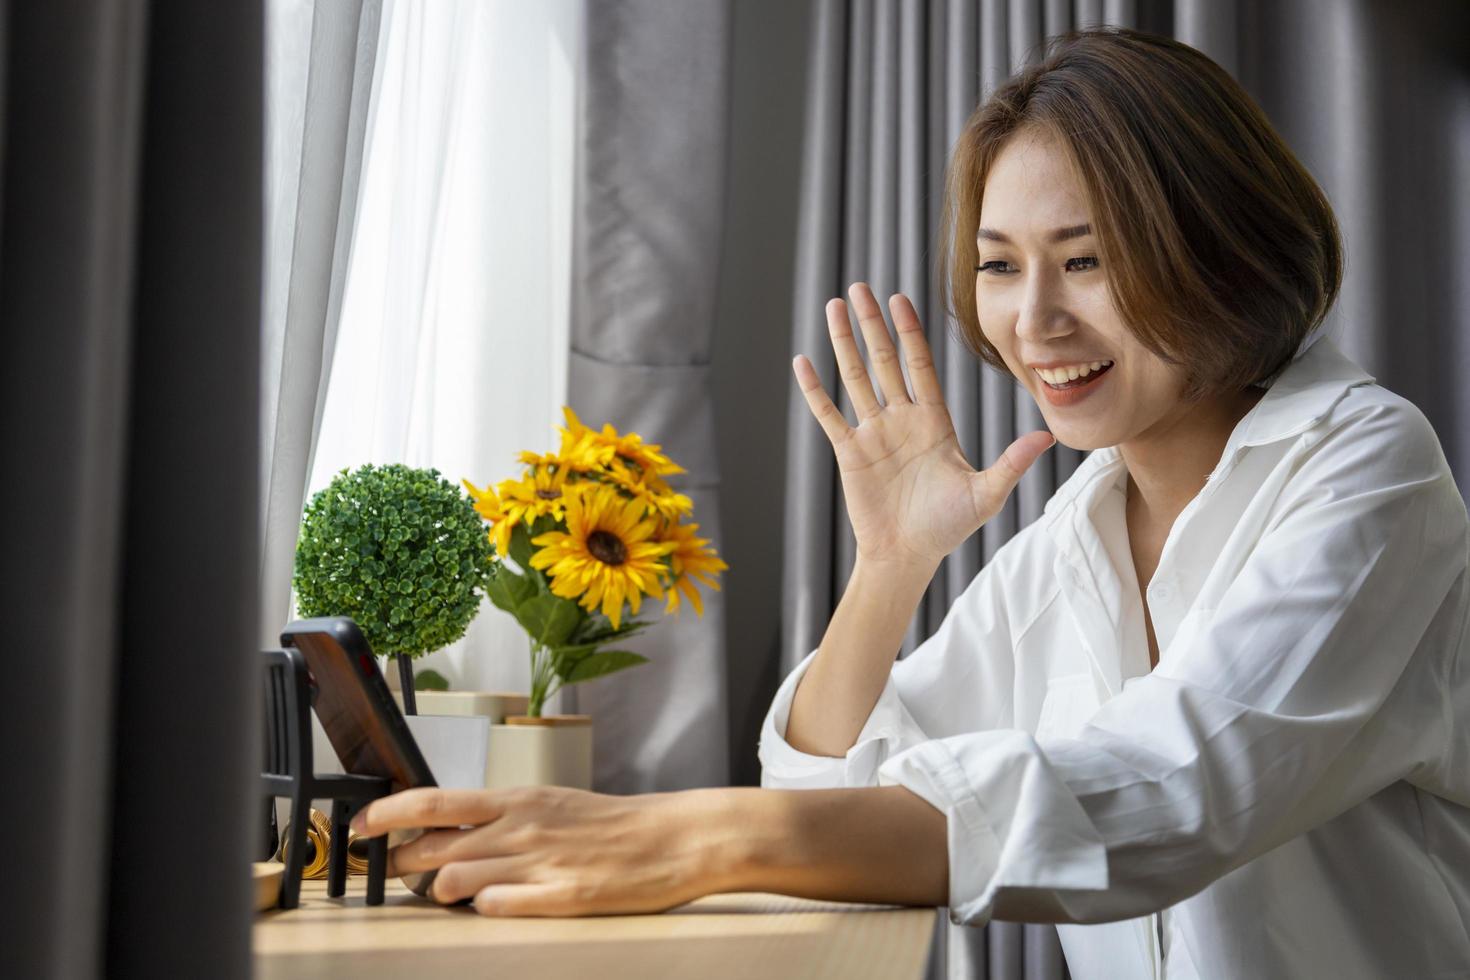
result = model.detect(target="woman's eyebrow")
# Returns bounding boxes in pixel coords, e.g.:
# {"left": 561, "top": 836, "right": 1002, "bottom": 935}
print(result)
{"left": 977, "top": 223, "right": 1093, "bottom": 244}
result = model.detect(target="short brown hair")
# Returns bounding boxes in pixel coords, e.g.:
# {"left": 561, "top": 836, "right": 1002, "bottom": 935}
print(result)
{"left": 938, "top": 26, "right": 1342, "bottom": 401}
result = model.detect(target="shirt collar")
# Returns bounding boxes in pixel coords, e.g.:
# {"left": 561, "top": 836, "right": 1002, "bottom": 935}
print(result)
{"left": 1039, "top": 331, "right": 1376, "bottom": 530}
{"left": 1232, "top": 332, "right": 1374, "bottom": 448}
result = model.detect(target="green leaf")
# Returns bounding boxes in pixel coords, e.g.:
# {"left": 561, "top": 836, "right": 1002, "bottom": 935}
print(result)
{"left": 563, "top": 649, "right": 649, "bottom": 684}
{"left": 484, "top": 563, "right": 537, "bottom": 615}
{"left": 517, "top": 594, "right": 581, "bottom": 647}
{"left": 509, "top": 521, "right": 534, "bottom": 570}
{"left": 550, "top": 640, "right": 602, "bottom": 660}
{"left": 570, "top": 614, "right": 652, "bottom": 646}
{"left": 414, "top": 668, "right": 450, "bottom": 691}
{"left": 546, "top": 641, "right": 601, "bottom": 679}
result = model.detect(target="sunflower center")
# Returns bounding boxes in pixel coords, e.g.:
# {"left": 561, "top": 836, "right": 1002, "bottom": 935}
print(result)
{"left": 536, "top": 489, "right": 561, "bottom": 500}
{"left": 587, "top": 530, "right": 627, "bottom": 565}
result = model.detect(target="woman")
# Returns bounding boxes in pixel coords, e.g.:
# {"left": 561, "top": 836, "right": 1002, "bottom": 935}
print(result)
{"left": 350, "top": 27, "right": 1470, "bottom": 978}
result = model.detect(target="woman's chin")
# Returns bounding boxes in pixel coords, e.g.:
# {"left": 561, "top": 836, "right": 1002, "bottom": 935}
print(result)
{"left": 1041, "top": 421, "right": 1117, "bottom": 453}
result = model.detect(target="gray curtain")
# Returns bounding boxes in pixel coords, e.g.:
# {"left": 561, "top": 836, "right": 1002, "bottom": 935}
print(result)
{"left": 258, "top": 0, "right": 382, "bottom": 645}
{"left": 779, "top": 1, "right": 1470, "bottom": 978}
{"left": 1216, "top": 0, "right": 1470, "bottom": 485}
{"left": 1, "top": 2, "right": 262, "bottom": 977}
{"left": 560, "top": 0, "right": 735, "bottom": 794}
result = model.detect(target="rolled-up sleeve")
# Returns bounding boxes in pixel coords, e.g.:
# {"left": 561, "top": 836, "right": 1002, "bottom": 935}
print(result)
{"left": 759, "top": 549, "right": 1021, "bottom": 790}
{"left": 876, "top": 401, "right": 1469, "bottom": 927}
{"left": 757, "top": 647, "right": 930, "bottom": 788}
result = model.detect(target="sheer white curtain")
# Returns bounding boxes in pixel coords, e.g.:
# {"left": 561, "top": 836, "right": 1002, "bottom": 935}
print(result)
{"left": 304, "top": 0, "right": 581, "bottom": 699}
{"left": 260, "top": 0, "right": 381, "bottom": 647}
{"left": 261, "top": 0, "right": 313, "bottom": 510}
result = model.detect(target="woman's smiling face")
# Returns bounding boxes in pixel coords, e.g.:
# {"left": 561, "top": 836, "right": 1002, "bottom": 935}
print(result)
{"left": 975, "top": 127, "right": 1188, "bottom": 451}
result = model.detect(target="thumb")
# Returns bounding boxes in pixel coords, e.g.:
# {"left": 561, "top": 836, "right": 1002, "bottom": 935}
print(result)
{"left": 972, "top": 430, "right": 1056, "bottom": 519}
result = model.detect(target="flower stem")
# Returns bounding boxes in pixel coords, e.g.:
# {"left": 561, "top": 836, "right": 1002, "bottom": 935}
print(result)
{"left": 527, "top": 640, "right": 563, "bottom": 718}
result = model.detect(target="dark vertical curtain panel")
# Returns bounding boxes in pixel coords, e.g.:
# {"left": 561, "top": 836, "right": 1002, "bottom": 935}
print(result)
{"left": 1, "top": 2, "right": 263, "bottom": 977}
{"left": 783, "top": 2, "right": 1470, "bottom": 979}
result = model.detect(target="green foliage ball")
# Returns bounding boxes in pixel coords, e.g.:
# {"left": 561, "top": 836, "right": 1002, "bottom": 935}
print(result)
{"left": 293, "top": 463, "right": 493, "bottom": 659}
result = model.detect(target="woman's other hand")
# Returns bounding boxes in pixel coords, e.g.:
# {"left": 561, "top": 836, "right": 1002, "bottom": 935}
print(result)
{"left": 358, "top": 784, "right": 949, "bottom": 918}
{"left": 793, "top": 282, "right": 1054, "bottom": 571}
{"left": 355, "top": 785, "right": 730, "bottom": 917}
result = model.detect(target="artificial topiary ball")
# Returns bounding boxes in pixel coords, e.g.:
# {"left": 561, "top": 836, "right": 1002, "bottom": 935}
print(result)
{"left": 293, "top": 463, "right": 494, "bottom": 658}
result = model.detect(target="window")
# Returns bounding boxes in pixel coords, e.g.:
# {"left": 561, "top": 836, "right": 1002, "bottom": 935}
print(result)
{"left": 269, "top": 0, "right": 581, "bottom": 697}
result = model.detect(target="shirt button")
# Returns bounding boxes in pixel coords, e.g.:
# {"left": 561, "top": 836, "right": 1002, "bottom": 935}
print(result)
{"left": 1152, "top": 584, "right": 1171, "bottom": 601}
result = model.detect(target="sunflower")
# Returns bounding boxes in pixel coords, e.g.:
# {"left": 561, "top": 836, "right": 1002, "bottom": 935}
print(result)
{"left": 479, "top": 464, "right": 585, "bottom": 559}
{"left": 529, "top": 484, "right": 676, "bottom": 628}
{"left": 516, "top": 449, "right": 563, "bottom": 469}
{"left": 462, "top": 478, "right": 513, "bottom": 559}
{"left": 500, "top": 464, "right": 575, "bottom": 520}
{"left": 517, "top": 445, "right": 603, "bottom": 479}
{"left": 464, "top": 467, "right": 578, "bottom": 559}
{"left": 557, "top": 406, "right": 686, "bottom": 479}
{"left": 605, "top": 459, "right": 694, "bottom": 522}
{"left": 655, "top": 519, "right": 728, "bottom": 615}
{"left": 552, "top": 409, "right": 613, "bottom": 473}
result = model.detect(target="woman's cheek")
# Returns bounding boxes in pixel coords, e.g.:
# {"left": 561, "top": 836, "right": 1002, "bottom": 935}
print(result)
{"left": 975, "top": 302, "right": 1016, "bottom": 364}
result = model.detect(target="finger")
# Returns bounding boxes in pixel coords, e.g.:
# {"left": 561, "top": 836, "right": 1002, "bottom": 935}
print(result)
{"left": 388, "top": 826, "right": 503, "bottom": 875}
{"left": 847, "top": 283, "right": 911, "bottom": 408}
{"left": 826, "top": 296, "right": 882, "bottom": 420}
{"left": 474, "top": 881, "right": 578, "bottom": 918}
{"left": 887, "top": 293, "right": 944, "bottom": 405}
{"left": 353, "top": 787, "right": 507, "bottom": 836}
{"left": 973, "top": 430, "right": 1056, "bottom": 519}
{"left": 429, "top": 855, "right": 530, "bottom": 906}
{"left": 792, "top": 354, "right": 853, "bottom": 449}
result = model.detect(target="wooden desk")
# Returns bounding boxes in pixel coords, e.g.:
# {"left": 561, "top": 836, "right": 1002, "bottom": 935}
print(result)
{"left": 255, "top": 878, "right": 936, "bottom": 979}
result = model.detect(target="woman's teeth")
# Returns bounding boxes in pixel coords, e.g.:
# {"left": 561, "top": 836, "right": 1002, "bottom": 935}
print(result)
{"left": 1035, "top": 360, "right": 1112, "bottom": 385}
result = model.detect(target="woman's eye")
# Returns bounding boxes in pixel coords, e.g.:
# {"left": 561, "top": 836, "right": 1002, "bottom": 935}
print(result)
{"left": 974, "top": 257, "right": 1099, "bottom": 276}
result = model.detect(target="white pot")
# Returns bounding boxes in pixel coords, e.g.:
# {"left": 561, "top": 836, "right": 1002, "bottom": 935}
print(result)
{"left": 402, "top": 714, "right": 491, "bottom": 789}
{"left": 486, "top": 715, "right": 593, "bottom": 790}
{"left": 301, "top": 711, "right": 490, "bottom": 823}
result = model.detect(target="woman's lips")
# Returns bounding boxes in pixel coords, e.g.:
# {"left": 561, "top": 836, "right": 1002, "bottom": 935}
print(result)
{"left": 1036, "top": 361, "right": 1113, "bottom": 407}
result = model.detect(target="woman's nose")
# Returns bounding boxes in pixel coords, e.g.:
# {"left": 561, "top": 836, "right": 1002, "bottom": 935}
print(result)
{"left": 1013, "top": 270, "right": 1073, "bottom": 343}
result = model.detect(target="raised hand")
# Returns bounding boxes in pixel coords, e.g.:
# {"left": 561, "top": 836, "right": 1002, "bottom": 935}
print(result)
{"left": 793, "top": 282, "right": 1055, "bottom": 572}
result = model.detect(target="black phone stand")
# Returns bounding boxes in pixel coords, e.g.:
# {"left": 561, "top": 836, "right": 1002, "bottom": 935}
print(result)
{"left": 262, "top": 647, "right": 393, "bottom": 908}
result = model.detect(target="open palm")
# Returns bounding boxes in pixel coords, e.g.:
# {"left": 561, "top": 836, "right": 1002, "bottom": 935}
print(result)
{"left": 794, "top": 283, "right": 1054, "bottom": 571}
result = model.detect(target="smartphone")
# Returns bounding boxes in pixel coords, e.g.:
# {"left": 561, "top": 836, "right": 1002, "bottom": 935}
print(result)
{"left": 280, "top": 616, "right": 439, "bottom": 898}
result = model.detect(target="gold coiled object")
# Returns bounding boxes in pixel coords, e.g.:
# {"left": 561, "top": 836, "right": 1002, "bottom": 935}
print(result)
{"left": 275, "top": 806, "right": 374, "bottom": 878}
{"left": 276, "top": 807, "right": 333, "bottom": 880}
{"left": 345, "top": 828, "right": 373, "bottom": 875}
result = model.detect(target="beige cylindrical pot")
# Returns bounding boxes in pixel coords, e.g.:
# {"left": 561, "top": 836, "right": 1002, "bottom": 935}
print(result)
{"left": 485, "top": 715, "right": 593, "bottom": 790}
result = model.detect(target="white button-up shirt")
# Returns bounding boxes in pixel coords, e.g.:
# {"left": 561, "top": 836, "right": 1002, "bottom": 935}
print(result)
{"left": 759, "top": 336, "right": 1470, "bottom": 979}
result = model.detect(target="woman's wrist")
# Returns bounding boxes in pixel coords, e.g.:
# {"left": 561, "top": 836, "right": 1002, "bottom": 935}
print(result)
{"left": 672, "top": 786, "right": 795, "bottom": 896}
{"left": 658, "top": 787, "right": 764, "bottom": 896}
{"left": 685, "top": 785, "right": 948, "bottom": 908}
{"left": 852, "top": 550, "right": 943, "bottom": 586}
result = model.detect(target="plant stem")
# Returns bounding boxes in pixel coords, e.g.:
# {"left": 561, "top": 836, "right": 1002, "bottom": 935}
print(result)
{"left": 527, "top": 639, "right": 564, "bottom": 718}
{"left": 528, "top": 641, "right": 549, "bottom": 718}
{"left": 397, "top": 653, "right": 417, "bottom": 715}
